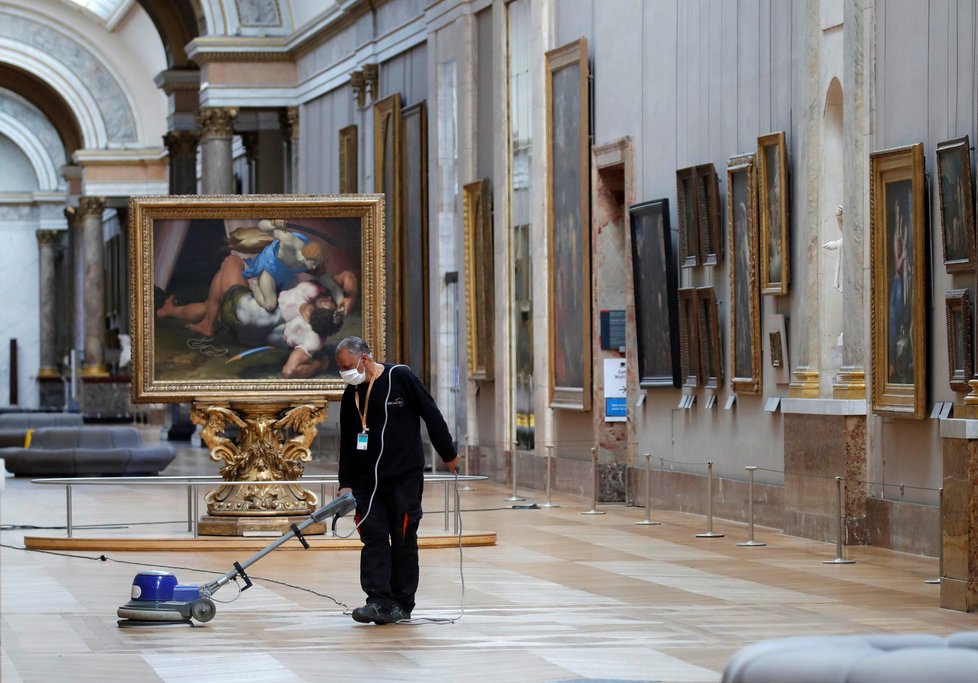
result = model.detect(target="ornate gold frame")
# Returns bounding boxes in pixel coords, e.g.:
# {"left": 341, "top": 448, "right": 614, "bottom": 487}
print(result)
{"left": 695, "top": 286, "right": 722, "bottom": 389}
{"left": 678, "top": 287, "right": 700, "bottom": 386}
{"left": 677, "top": 166, "right": 700, "bottom": 268}
{"left": 935, "top": 136, "right": 976, "bottom": 272}
{"left": 945, "top": 289, "right": 972, "bottom": 393}
{"left": 338, "top": 124, "right": 358, "bottom": 194}
{"left": 870, "top": 143, "right": 926, "bottom": 418}
{"left": 373, "top": 93, "right": 403, "bottom": 361}
{"left": 463, "top": 178, "right": 494, "bottom": 380}
{"left": 401, "top": 101, "right": 430, "bottom": 385}
{"left": 695, "top": 163, "right": 721, "bottom": 266}
{"left": 129, "top": 193, "right": 386, "bottom": 403}
{"left": 757, "top": 131, "right": 789, "bottom": 295}
{"left": 545, "top": 37, "right": 591, "bottom": 410}
{"left": 727, "top": 153, "right": 761, "bottom": 393}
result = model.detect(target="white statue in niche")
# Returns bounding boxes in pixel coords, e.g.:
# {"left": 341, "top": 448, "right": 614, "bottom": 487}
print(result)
{"left": 822, "top": 205, "right": 844, "bottom": 291}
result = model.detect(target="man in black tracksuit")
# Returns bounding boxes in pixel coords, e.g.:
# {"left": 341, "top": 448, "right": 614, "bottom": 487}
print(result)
{"left": 335, "top": 336, "right": 458, "bottom": 625}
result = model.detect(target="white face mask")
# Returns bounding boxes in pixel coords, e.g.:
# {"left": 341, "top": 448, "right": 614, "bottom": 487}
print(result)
{"left": 340, "top": 357, "right": 367, "bottom": 386}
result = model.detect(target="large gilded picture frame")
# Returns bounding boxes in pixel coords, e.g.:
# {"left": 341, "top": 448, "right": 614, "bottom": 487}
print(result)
{"left": 463, "top": 178, "right": 494, "bottom": 380}
{"left": 870, "top": 143, "right": 927, "bottom": 418}
{"left": 373, "top": 93, "right": 403, "bottom": 361}
{"left": 628, "top": 198, "right": 681, "bottom": 388}
{"left": 727, "top": 153, "right": 761, "bottom": 394}
{"left": 935, "top": 136, "right": 975, "bottom": 272}
{"left": 757, "top": 131, "right": 789, "bottom": 295}
{"left": 401, "top": 101, "right": 430, "bottom": 385}
{"left": 546, "top": 37, "right": 591, "bottom": 410}
{"left": 129, "top": 194, "right": 386, "bottom": 403}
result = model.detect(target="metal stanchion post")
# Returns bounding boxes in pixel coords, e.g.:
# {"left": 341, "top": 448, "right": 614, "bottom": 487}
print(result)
{"left": 443, "top": 480, "right": 450, "bottom": 532}
{"left": 824, "top": 476, "right": 855, "bottom": 564}
{"left": 736, "top": 465, "right": 766, "bottom": 547}
{"left": 696, "top": 461, "right": 724, "bottom": 537}
{"left": 505, "top": 440, "right": 525, "bottom": 502}
{"left": 539, "top": 443, "right": 560, "bottom": 508}
{"left": 66, "top": 483, "right": 73, "bottom": 539}
{"left": 925, "top": 487, "right": 943, "bottom": 584}
{"left": 187, "top": 484, "right": 193, "bottom": 532}
{"left": 582, "top": 446, "right": 606, "bottom": 515}
{"left": 635, "top": 452, "right": 661, "bottom": 526}
{"left": 460, "top": 434, "right": 474, "bottom": 492}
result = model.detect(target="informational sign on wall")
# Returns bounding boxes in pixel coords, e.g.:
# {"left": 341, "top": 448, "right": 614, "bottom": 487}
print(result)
{"left": 604, "top": 358, "right": 627, "bottom": 422}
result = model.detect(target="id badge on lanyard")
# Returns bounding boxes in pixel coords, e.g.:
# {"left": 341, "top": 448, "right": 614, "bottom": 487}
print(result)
{"left": 356, "top": 431, "right": 369, "bottom": 451}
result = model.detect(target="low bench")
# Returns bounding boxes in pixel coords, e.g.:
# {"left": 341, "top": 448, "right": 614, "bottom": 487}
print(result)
{"left": 722, "top": 632, "right": 978, "bottom": 683}
{"left": 0, "top": 412, "right": 84, "bottom": 448}
{"left": 1, "top": 426, "right": 175, "bottom": 477}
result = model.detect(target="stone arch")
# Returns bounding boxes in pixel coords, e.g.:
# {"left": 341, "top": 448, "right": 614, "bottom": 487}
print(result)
{"left": 0, "top": 113, "right": 61, "bottom": 191}
{"left": 819, "top": 76, "right": 845, "bottom": 391}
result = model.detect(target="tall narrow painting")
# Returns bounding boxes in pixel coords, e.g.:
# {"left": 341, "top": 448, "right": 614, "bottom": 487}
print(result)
{"left": 695, "top": 163, "right": 721, "bottom": 266}
{"left": 757, "top": 131, "right": 789, "bottom": 294}
{"left": 935, "top": 136, "right": 975, "bottom": 272}
{"left": 870, "top": 143, "right": 927, "bottom": 418}
{"left": 401, "top": 101, "right": 430, "bottom": 385}
{"left": 373, "top": 94, "right": 403, "bottom": 362}
{"left": 546, "top": 37, "right": 591, "bottom": 410}
{"left": 628, "top": 199, "right": 680, "bottom": 388}
{"left": 727, "top": 154, "right": 761, "bottom": 393}
{"left": 464, "top": 179, "right": 494, "bottom": 380}
{"left": 676, "top": 166, "right": 700, "bottom": 268}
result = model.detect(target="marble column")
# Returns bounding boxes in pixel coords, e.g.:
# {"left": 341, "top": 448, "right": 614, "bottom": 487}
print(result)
{"left": 941, "top": 427, "right": 978, "bottom": 612}
{"left": 197, "top": 107, "right": 238, "bottom": 195}
{"left": 36, "top": 229, "right": 61, "bottom": 378}
{"left": 164, "top": 130, "right": 200, "bottom": 195}
{"left": 280, "top": 107, "right": 299, "bottom": 193}
{"left": 78, "top": 196, "right": 108, "bottom": 377}
{"left": 833, "top": 0, "right": 872, "bottom": 400}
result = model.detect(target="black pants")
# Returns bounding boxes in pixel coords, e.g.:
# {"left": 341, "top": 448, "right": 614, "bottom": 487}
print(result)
{"left": 353, "top": 474, "right": 424, "bottom": 612}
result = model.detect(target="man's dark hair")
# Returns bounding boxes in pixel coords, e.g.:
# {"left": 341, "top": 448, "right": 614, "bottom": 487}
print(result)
{"left": 336, "top": 335, "right": 371, "bottom": 358}
{"left": 309, "top": 308, "right": 343, "bottom": 338}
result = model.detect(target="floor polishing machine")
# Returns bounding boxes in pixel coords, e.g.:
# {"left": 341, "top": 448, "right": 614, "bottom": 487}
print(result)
{"left": 116, "top": 491, "right": 356, "bottom": 627}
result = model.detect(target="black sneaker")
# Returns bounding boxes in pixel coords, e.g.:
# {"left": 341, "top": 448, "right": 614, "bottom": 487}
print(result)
{"left": 351, "top": 603, "right": 396, "bottom": 625}
{"left": 389, "top": 604, "right": 411, "bottom": 622}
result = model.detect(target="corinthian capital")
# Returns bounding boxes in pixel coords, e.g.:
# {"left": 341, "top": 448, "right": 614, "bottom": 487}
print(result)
{"left": 78, "top": 196, "right": 106, "bottom": 218}
{"left": 197, "top": 107, "right": 239, "bottom": 138}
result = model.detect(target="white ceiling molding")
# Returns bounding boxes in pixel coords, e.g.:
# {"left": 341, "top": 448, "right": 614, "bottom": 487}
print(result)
{"left": 0, "top": 111, "right": 61, "bottom": 191}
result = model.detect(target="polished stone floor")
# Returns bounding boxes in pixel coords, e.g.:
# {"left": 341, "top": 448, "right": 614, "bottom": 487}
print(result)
{"left": 2, "top": 432, "right": 977, "bottom": 682}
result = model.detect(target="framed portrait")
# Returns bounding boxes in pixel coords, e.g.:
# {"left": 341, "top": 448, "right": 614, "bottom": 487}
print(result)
{"left": 401, "top": 101, "right": 430, "bottom": 385}
{"left": 676, "top": 166, "right": 700, "bottom": 268}
{"left": 935, "top": 136, "right": 975, "bottom": 272}
{"left": 546, "top": 37, "right": 591, "bottom": 410}
{"left": 695, "top": 286, "right": 722, "bottom": 389}
{"left": 727, "top": 153, "right": 761, "bottom": 394}
{"left": 945, "top": 289, "right": 973, "bottom": 392}
{"left": 678, "top": 287, "right": 700, "bottom": 387}
{"left": 338, "top": 125, "right": 358, "bottom": 194}
{"left": 695, "top": 163, "right": 721, "bottom": 266}
{"left": 757, "top": 131, "right": 789, "bottom": 295}
{"left": 464, "top": 178, "right": 494, "bottom": 380}
{"left": 628, "top": 199, "right": 681, "bottom": 388}
{"left": 129, "top": 193, "right": 386, "bottom": 403}
{"left": 373, "top": 93, "right": 403, "bottom": 361}
{"left": 766, "top": 313, "right": 790, "bottom": 385}
{"left": 870, "top": 143, "right": 927, "bottom": 418}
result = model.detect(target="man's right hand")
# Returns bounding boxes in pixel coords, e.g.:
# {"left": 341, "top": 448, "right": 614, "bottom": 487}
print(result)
{"left": 338, "top": 487, "right": 352, "bottom": 498}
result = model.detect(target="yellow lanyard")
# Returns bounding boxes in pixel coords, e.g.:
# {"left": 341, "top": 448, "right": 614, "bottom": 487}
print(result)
{"left": 353, "top": 374, "right": 377, "bottom": 432}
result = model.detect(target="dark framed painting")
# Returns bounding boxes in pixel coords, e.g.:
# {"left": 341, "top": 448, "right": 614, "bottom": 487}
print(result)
{"left": 628, "top": 199, "right": 680, "bottom": 388}
{"left": 757, "top": 131, "right": 789, "bottom": 295}
{"left": 373, "top": 93, "right": 403, "bottom": 361}
{"left": 935, "top": 136, "right": 975, "bottom": 272}
{"left": 546, "top": 37, "right": 591, "bottom": 410}
{"left": 945, "top": 289, "right": 973, "bottom": 392}
{"left": 695, "top": 286, "right": 722, "bottom": 389}
{"left": 727, "top": 153, "right": 761, "bottom": 394}
{"left": 678, "top": 287, "right": 700, "bottom": 386}
{"left": 401, "top": 101, "right": 430, "bottom": 385}
{"left": 676, "top": 166, "right": 700, "bottom": 268}
{"left": 129, "top": 193, "right": 386, "bottom": 403}
{"left": 338, "top": 125, "right": 358, "bottom": 194}
{"left": 464, "top": 178, "right": 494, "bottom": 381}
{"left": 870, "top": 143, "right": 927, "bottom": 418}
{"left": 695, "top": 163, "right": 721, "bottom": 266}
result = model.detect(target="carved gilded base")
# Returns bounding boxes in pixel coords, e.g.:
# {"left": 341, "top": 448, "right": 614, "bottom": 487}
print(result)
{"left": 36, "top": 366, "right": 61, "bottom": 379}
{"left": 191, "top": 399, "right": 327, "bottom": 521}
{"left": 788, "top": 368, "right": 820, "bottom": 398}
{"left": 198, "top": 514, "right": 326, "bottom": 537}
{"left": 81, "top": 363, "right": 109, "bottom": 378}
{"left": 960, "top": 378, "right": 978, "bottom": 419}
{"left": 833, "top": 367, "right": 866, "bottom": 400}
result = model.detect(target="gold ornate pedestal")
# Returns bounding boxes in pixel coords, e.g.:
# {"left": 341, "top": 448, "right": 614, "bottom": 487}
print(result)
{"left": 190, "top": 399, "right": 327, "bottom": 536}
{"left": 788, "top": 368, "right": 820, "bottom": 398}
{"left": 832, "top": 367, "right": 866, "bottom": 400}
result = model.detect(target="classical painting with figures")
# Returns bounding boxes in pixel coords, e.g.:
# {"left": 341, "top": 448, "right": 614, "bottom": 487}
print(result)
{"left": 129, "top": 194, "right": 386, "bottom": 403}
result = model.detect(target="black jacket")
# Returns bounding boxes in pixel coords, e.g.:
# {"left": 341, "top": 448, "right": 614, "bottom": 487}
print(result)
{"left": 338, "top": 363, "right": 456, "bottom": 489}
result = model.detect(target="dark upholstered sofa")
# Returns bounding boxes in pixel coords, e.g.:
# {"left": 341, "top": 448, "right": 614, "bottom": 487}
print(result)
{"left": 722, "top": 632, "right": 978, "bottom": 683}
{"left": 0, "top": 412, "right": 84, "bottom": 448}
{"left": 1, "top": 426, "right": 175, "bottom": 476}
